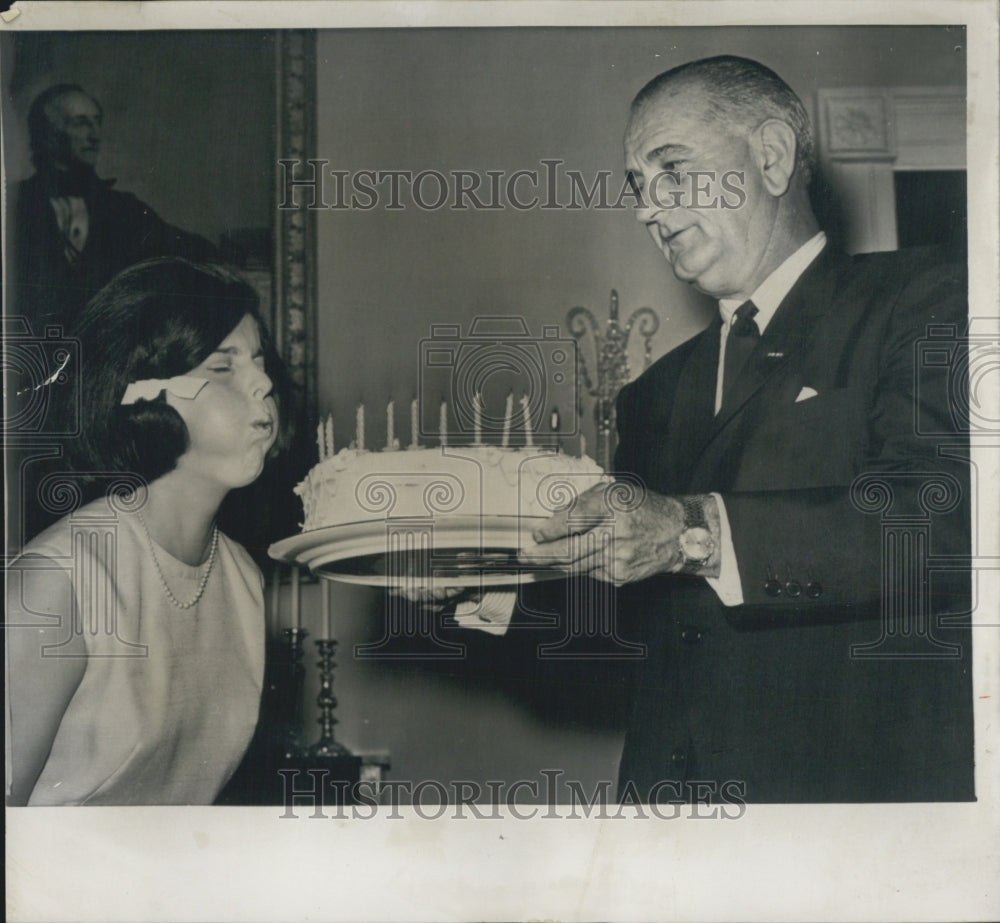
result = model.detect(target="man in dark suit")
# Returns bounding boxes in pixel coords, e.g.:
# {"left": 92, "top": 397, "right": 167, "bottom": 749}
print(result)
{"left": 9, "top": 83, "right": 217, "bottom": 331}
{"left": 521, "top": 55, "right": 973, "bottom": 803}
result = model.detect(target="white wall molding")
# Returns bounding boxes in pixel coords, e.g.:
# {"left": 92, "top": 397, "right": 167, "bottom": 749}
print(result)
{"left": 817, "top": 86, "right": 965, "bottom": 252}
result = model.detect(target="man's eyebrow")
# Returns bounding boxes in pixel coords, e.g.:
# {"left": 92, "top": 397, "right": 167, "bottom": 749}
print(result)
{"left": 647, "top": 143, "right": 690, "bottom": 160}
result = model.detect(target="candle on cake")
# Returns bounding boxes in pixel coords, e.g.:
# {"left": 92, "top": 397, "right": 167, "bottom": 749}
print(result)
{"left": 386, "top": 399, "right": 398, "bottom": 451}
{"left": 325, "top": 415, "right": 334, "bottom": 458}
{"left": 439, "top": 399, "right": 448, "bottom": 447}
{"left": 356, "top": 403, "right": 365, "bottom": 451}
{"left": 410, "top": 397, "right": 419, "bottom": 449}
{"left": 473, "top": 392, "right": 483, "bottom": 445}
{"left": 316, "top": 420, "right": 325, "bottom": 460}
{"left": 520, "top": 394, "right": 533, "bottom": 447}
{"left": 502, "top": 390, "right": 513, "bottom": 448}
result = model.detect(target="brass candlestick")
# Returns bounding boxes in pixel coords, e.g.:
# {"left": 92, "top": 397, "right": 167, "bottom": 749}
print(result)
{"left": 567, "top": 290, "right": 660, "bottom": 470}
{"left": 309, "top": 637, "right": 352, "bottom": 757}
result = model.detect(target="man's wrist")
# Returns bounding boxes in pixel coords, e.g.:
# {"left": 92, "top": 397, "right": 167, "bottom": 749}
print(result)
{"left": 676, "top": 493, "right": 722, "bottom": 578}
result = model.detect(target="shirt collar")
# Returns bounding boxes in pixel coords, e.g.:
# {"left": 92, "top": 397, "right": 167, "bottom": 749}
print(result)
{"left": 718, "top": 231, "right": 827, "bottom": 334}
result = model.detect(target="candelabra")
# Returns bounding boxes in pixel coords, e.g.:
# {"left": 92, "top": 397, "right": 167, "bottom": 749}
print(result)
{"left": 567, "top": 290, "right": 660, "bottom": 470}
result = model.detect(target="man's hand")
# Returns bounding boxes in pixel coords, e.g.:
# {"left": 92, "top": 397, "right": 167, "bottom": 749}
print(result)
{"left": 519, "top": 485, "right": 720, "bottom": 585}
{"left": 386, "top": 584, "right": 515, "bottom": 636}
{"left": 387, "top": 584, "right": 470, "bottom": 607}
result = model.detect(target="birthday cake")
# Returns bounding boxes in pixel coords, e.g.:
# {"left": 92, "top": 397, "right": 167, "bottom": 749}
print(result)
{"left": 295, "top": 444, "right": 607, "bottom": 532}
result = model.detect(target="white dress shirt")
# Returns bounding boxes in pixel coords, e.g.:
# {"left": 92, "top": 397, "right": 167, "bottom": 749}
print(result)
{"left": 707, "top": 231, "right": 827, "bottom": 605}
{"left": 49, "top": 195, "right": 90, "bottom": 262}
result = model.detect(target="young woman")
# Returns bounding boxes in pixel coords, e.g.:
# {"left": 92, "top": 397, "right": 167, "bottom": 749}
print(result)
{"left": 6, "top": 258, "right": 291, "bottom": 805}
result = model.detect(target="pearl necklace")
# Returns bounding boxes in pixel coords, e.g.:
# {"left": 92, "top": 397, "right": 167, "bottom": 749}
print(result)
{"left": 136, "top": 512, "right": 219, "bottom": 610}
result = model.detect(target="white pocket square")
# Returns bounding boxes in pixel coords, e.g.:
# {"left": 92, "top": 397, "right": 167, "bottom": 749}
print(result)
{"left": 795, "top": 386, "right": 819, "bottom": 403}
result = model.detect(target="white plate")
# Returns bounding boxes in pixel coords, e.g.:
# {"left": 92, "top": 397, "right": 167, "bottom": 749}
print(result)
{"left": 268, "top": 514, "right": 567, "bottom": 587}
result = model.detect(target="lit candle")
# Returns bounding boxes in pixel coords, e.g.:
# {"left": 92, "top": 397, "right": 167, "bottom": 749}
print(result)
{"left": 290, "top": 565, "right": 301, "bottom": 630}
{"left": 356, "top": 403, "right": 365, "bottom": 451}
{"left": 501, "top": 390, "right": 513, "bottom": 448}
{"left": 410, "top": 397, "right": 419, "bottom": 449}
{"left": 521, "top": 394, "right": 533, "bottom": 447}
{"left": 386, "top": 399, "right": 395, "bottom": 450}
{"left": 580, "top": 431, "right": 586, "bottom": 458}
{"left": 550, "top": 407, "right": 560, "bottom": 432}
{"left": 439, "top": 400, "right": 448, "bottom": 447}
{"left": 325, "top": 415, "right": 334, "bottom": 458}
{"left": 322, "top": 579, "right": 331, "bottom": 638}
{"left": 316, "top": 421, "right": 325, "bottom": 460}
{"left": 473, "top": 392, "right": 483, "bottom": 444}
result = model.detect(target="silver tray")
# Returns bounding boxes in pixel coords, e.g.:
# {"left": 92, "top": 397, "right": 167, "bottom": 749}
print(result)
{"left": 268, "top": 514, "right": 567, "bottom": 587}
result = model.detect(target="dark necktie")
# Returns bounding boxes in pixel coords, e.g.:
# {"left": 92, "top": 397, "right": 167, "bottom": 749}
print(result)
{"left": 722, "top": 300, "right": 760, "bottom": 402}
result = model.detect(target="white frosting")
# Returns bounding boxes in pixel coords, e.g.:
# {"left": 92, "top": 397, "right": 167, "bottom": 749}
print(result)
{"left": 295, "top": 445, "right": 607, "bottom": 531}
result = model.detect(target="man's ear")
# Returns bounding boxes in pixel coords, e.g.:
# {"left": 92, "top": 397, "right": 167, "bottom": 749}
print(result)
{"left": 752, "top": 119, "right": 798, "bottom": 197}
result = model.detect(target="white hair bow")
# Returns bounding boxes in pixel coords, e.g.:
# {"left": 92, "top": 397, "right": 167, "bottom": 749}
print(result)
{"left": 120, "top": 375, "right": 209, "bottom": 406}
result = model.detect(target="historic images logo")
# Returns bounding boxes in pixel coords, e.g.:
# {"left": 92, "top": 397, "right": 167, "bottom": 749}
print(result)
{"left": 278, "top": 159, "right": 747, "bottom": 212}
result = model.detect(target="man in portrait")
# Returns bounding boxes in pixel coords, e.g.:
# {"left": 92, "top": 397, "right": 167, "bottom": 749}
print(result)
{"left": 8, "top": 83, "right": 217, "bottom": 332}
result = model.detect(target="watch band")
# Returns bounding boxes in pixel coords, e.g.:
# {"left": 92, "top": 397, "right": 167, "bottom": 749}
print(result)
{"left": 682, "top": 496, "right": 709, "bottom": 531}
{"left": 678, "top": 496, "right": 714, "bottom": 574}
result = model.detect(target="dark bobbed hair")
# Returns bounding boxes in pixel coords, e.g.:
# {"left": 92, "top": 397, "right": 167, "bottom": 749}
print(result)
{"left": 69, "top": 258, "right": 292, "bottom": 485}
{"left": 28, "top": 83, "right": 103, "bottom": 168}
{"left": 631, "top": 55, "right": 816, "bottom": 186}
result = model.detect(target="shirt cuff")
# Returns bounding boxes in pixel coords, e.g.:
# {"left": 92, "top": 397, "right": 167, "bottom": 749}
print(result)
{"left": 453, "top": 590, "right": 516, "bottom": 636}
{"left": 704, "top": 493, "right": 744, "bottom": 606}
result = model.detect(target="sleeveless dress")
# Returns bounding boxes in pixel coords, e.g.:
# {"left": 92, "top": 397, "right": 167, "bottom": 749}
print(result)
{"left": 7, "top": 498, "right": 265, "bottom": 805}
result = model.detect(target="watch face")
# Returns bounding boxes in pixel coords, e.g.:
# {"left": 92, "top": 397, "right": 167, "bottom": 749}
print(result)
{"left": 679, "top": 526, "right": 715, "bottom": 562}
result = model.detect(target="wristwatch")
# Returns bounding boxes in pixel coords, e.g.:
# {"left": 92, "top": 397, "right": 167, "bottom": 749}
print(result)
{"left": 677, "top": 496, "right": 716, "bottom": 574}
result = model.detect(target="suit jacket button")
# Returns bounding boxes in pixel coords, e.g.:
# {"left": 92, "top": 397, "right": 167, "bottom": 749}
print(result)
{"left": 764, "top": 579, "right": 783, "bottom": 597}
{"left": 670, "top": 748, "right": 686, "bottom": 765}
{"left": 806, "top": 581, "right": 823, "bottom": 599}
{"left": 680, "top": 625, "right": 702, "bottom": 644}
{"left": 785, "top": 580, "right": 802, "bottom": 598}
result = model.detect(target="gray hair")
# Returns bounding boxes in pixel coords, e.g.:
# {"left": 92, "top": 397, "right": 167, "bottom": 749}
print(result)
{"left": 631, "top": 55, "right": 816, "bottom": 185}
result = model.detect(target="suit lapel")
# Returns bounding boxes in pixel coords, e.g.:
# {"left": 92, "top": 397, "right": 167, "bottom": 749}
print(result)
{"left": 707, "top": 246, "right": 846, "bottom": 441}
{"left": 659, "top": 315, "right": 721, "bottom": 489}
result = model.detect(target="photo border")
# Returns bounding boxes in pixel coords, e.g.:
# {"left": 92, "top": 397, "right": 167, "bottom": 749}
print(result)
{"left": 3, "top": 2, "right": 998, "bottom": 921}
